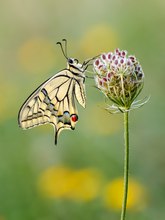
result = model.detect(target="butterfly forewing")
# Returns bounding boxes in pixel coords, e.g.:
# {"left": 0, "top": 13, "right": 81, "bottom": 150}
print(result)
{"left": 18, "top": 69, "right": 86, "bottom": 144}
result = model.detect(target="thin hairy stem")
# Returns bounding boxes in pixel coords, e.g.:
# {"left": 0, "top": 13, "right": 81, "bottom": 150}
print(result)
{"left": 121, "top": 111, "right": 129, "bottom": 220}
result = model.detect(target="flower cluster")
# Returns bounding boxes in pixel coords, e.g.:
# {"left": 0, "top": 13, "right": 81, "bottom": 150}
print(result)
{"left": 93, "top": 49, "right": 145, "bottom": 112}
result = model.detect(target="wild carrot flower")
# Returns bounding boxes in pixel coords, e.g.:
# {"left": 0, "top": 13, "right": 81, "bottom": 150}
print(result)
{"left": 93, "top": 49, "right": 148, "bottom": 220}
{"left": 93, "top": 49, "right": 147, "bottom": 112}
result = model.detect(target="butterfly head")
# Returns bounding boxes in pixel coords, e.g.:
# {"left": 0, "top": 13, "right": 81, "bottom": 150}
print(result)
{"left": 57, "top": 39, "right": 99, "bottom": 74}
{"left": 67, "top": 58, "right": 84, "bottom": 73}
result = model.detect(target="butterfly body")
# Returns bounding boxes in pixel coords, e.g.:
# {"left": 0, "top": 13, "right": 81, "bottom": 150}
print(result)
{"left": 18, "top": 57, "right": 87, "bottom": 144}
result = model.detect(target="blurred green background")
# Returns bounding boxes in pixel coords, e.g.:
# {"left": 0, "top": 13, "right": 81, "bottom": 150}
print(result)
{"left": 0, "top": 0, "right": 165, "bottom": 219}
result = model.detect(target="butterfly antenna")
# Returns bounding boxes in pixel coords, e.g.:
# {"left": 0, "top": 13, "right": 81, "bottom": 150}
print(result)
{"left": 62, "top": 39, "right": 68, "bottom": 58}
{"left": 82, "top": 54, "right": 100, "bottom": 67}
{"left": 56, "top": 40, "right": 68, "bottom": 60}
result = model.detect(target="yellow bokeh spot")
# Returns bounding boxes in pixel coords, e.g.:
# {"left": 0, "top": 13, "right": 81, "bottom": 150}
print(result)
{"left": 103, "top": 177, "right": 145, "bottom": 210}
{"left": 18, "top": 37, "right": 57, "bottom": 74}
{"left": 66, "top": 169, "right": 101, "bottom": 201}
{"left": 80, "top": 24, "right": 118, "bottom": 57}
{"left": 84, "top": 103, "right": 122, "bottom": 135}
{"left": 38, "top": 166, "right": 101, "bottom": 201}
{"left": 38, "top": 166, "right": 73, "bottom": 198}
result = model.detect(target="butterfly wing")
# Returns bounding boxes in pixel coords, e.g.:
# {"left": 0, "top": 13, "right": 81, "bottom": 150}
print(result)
{"left": 18, "top": 69, "right": 86, "bottom": 144}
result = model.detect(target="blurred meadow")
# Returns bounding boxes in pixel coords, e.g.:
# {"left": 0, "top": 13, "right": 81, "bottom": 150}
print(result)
{"left": 0, "top": 0, "right": 165, "bottom": 219}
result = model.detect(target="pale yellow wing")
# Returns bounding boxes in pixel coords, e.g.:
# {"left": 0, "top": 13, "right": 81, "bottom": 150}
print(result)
{"left": 18, "top": 69, "right": 86, "bottom": 144}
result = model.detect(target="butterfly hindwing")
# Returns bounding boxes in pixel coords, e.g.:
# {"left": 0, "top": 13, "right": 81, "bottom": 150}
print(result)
{"left": 18, "top": 69, "right": 86, "bottom": 144}
{"left": 75, "top": 80, "right": 86, "bottom": 108}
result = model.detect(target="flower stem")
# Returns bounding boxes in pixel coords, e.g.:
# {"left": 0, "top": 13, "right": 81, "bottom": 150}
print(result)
{"left": 121, "top": 111, "right": 129, "bottom": 220}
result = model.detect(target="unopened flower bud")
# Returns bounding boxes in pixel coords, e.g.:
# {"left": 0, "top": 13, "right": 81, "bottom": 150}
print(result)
{"left": 93, "top": 49, "right": 144, "bottom": 111}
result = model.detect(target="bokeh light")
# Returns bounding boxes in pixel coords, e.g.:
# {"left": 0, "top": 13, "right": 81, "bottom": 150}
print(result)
{"left": 18, "top": 37, "right": 57, "bottom": 74}
{"left": 103, "top": 177, "right": 146, "bottom": 210}
{"left": 38, "top": 166, "right": 101, "bottom": 201}
{"left": 38, "top": 166, "right": 72, "bottom": 198}
{"left": 80, "top": 24, "right": 118, "bottom": 57}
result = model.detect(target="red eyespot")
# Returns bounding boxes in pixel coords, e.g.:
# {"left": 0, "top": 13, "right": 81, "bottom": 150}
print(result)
{"left": 71, "top": 114, "right": 78, "bottom": 122}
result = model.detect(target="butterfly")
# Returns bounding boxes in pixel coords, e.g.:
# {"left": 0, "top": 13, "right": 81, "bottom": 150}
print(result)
{"left": 18, "top": 39, "right": 96, "bottom": 145}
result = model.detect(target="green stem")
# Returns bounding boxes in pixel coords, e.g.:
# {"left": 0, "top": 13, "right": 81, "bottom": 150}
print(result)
{"left": 121, "top": 111, "right": 129, "bottom": 220}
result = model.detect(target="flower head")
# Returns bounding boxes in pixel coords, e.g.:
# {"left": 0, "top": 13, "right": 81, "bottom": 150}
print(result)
{"left": 93, "top": 49, "right": 146, "bottom": 112}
